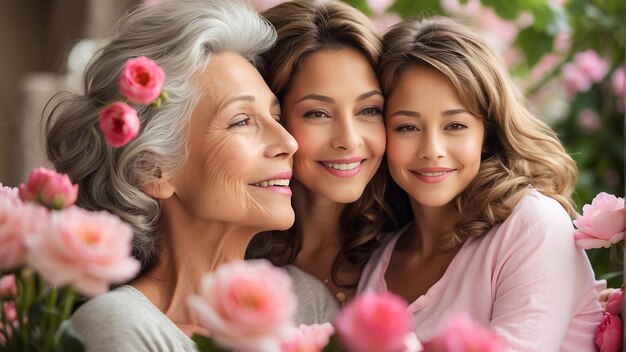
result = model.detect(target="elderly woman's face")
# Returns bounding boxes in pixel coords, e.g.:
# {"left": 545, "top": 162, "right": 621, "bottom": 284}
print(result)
{"left": 170, "top": 52, "right": 298, "bottom": 231}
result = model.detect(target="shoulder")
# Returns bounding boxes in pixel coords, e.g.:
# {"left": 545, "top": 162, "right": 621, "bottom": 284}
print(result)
{"left": 70, "top": 286, "right": 194, "bottom": 351}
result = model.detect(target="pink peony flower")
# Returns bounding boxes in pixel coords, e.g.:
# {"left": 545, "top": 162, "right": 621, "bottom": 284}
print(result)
{"left": 574, "top": 50, "right": 610, "bottom": 83}
{"left": 18, "top": 167, "right": 78, "bottom": 210}
{"left": 24, "top": 206, "right": 140, "bottom": 297}
{"left": 573, "top": 192, "right": 625, "bottom": 249}
{"left": 281, "top": 323, "right": 335, "bottom": 352}
{"left": 118, "top": 56, "right": 165, "bottom": 104}
{"left": 595, "top": 313, "right": 623, "bottom": 352}
{"left": 99, "top": 101, "right": 140, "bottom": 147}
{"left": 422, "top": 313, "right": 505, "bottom": 352}
{"left": 402, "top": 332, "right": 424, "bottom": 352}
{"left": 0, "top": 275, "right": 17, "bottom": 298}
{"left": 605, "top": 289, "right": 623, "bottom": 316}
{"left": 334, "top": 291, "right": 413, "bottom": 352}
{"left": 0, "top": 199, "right": 48, "bottom": 270}
{"left": 188, "top": 259, "right": 297, "bottom": 352}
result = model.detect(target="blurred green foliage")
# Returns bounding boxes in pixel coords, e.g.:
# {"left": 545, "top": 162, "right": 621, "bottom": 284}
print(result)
{"left": 346, "top": 0, "right": 625, "bottom": 286}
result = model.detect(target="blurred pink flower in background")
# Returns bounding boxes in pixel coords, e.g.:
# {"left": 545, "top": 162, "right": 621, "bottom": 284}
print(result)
{"left": 0, "top": 301, "right": 17, "bottom": 344}
{"left": 573, "top": 192, "right": 625, "bottom": 249}
{"left": 18, "top": 167, "right": 78, "bottom": 210}
{"left": 0, "top": 198, "right": 48, "bottom": 271}
{"left": 367, "top": 0, "right": 394, "bottom": 14}
{"left": 99, "top": 101, "right": 140, "bottom": 147}
{"left": 250, "top": 0, "right": 285, "bottom": 11}
{"left": 0, "top": 274, "right": 17, "bottom": 298}
{"left": 281, "top": 323, "right": 334, "bottom": 352}
{"left": 371, "top": 13, "right": 402, "bottom": 34}
{"left": 334, "top": 291, "right": 414, "bottom": 352}
{"left": 422, "top": 313, "right": 505, "bottom": 352}
{"left": 118, "top": 56, "right": 165, "bottom": 104}
{"left": 574, "top": 50, "right": 610, "bottom": 82}
{"left": 188, "top": 259, "right": 297, "bottom": 352}
{"left": 25, "top": 207, "right": 140, "bottom": 297}
{"left": 595, "top": 313, "right": 623, "bottom": 352}
{"left": 532, "top": 54, "right": 559, "bottom": 80}
{"left": 562, "top": 64, "right": 593, "bottom": 94}
{"left": 576, "top": 108, "right": 601, "bottom": 133}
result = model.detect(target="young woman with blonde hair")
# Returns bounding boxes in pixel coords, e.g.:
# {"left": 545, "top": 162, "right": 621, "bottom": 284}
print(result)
{"left": 358, "top": 17, "right": 603, "bottom": 350}
{"left": 248, "top": 0, "right": 396, "bottom": 315}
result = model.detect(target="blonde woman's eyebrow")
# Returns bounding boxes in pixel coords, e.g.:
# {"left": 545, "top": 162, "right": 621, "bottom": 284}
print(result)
{"left": 388, "top": 110, "right": 420, "bottom": 119}
{"left": 295, "top": 94, "right": 334, "bottom": 104}
{"left": 356, "top": 90, "right": 383, "bottom": 101}
{"left": 442, "top": 108, "right": 470, "bottom": 117}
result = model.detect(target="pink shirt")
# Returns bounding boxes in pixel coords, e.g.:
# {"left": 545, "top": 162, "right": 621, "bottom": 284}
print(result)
{"left": 358, "top": 190, "right": 603, "bottom": 351}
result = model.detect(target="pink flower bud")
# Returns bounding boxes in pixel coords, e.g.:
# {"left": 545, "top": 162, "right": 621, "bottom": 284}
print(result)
{"left": 0, "top": 274, "right": 17, "bottom": 298}
{"left": 18, "top": 167, "right": 78, "bottom": 210}
{"left": 334, "top": 291, "right": 413, "bottom": 352}
{"left": 99, "top": 101, "right": 140, "bottom": 147}
{"left": 118, "top": 56, "right": 165, "bottom": 104}
{"left": 595, "top": 313, "right": 623, "bottom": 352}
{"left": 605, "top": 289, "right": 623, "bottom": 316}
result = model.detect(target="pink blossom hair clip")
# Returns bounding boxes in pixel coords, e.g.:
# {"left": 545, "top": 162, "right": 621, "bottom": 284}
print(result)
{"left": 98, "top": 56, "right": 168, "bottom": 147}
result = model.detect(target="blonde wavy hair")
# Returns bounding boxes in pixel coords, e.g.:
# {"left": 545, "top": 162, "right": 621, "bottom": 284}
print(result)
{"left": 247, "top": 0, "right": 397, "bottom": 288}
{"left": 379, "top": 17, "right": 578, "bottom": 248}
{"left": 45, "top": 0, "right": 276, "bottom": 274}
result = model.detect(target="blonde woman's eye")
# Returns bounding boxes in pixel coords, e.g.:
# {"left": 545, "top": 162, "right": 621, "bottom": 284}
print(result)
{"left": 446, "top": 122, "right": 468, "bottom": 130}
{"left": 393, "top": 124, "right": 419, "bottom": 132}
{"left": 303, "top": 110, "right": 330, "bottom": 119}
{"left": 360, "top": 106, "right": 383, "bottom": 116}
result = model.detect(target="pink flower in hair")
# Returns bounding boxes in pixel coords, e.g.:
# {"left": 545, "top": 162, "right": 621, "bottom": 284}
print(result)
{"left": 118, "top": 56, "right": 165, "bottom": 104}
{"left": 99, "top": 101, "right": 140, "bottom": 147}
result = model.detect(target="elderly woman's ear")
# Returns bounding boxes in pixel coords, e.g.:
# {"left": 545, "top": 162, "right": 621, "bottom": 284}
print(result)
{"left": 142, "top": 170, "right": 175, "bottom": 199}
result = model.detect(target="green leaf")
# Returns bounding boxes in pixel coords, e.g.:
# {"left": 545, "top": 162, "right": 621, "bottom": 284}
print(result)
{"left": 481, "top": 0, "right": 520, "bottom": 20}
{"left": 342, "top": 0, "right": 372, "bottom": 16}
{"left": 192, "top": 334, "right": 231, "bottom": 352}
{"left": 389, "top": 0, "right": 444, "bottom": 19}
{"left": 322, "top": 334, "right": 342, "bottom": 352}
{"left": 513, "top": 27, "right": 554, "bottom": 67}
{"left": 55, "top": 320, "right": 85, "bottom": 352}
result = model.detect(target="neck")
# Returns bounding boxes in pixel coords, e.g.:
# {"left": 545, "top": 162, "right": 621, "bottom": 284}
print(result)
{"left": 406, "top": 200, "right": 458, "bottom": 257}
{"left": 131, "top": 194, "right": 256, "bottom": 331}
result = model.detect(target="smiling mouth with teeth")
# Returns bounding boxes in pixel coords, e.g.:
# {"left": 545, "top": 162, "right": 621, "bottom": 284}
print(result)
{"left": 322, "top": 161, "right": 362, "bottom": 171}
{"left": 417, "top": 171, "right": 449, "bottom": 177}
{"left": 252, "top": 179, "right": 290, "bottom": 187}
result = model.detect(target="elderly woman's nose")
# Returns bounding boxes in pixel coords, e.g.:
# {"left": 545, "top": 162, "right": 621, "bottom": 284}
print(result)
{"left": 264, "top": 120, "right": 298, "bottom": 158}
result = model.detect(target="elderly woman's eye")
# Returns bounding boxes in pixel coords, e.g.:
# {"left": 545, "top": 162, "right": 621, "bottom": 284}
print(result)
{"left": 228, "top": 115, "right": 251, "bottom": 128}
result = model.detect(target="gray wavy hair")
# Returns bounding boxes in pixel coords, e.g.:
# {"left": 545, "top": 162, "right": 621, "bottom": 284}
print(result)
{"left": 45, "top": 0, "right": 276, "bottom": 274}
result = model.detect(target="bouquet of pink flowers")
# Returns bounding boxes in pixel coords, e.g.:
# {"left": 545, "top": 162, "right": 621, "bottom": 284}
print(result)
{"left": 186, "top": 260, "right": 505, "bottom": 352}
{"left": 0, "top": 167, "right": 140, "bottom": 351}
{"left": 573, "top": 192, "right": 625, "bottom": 352}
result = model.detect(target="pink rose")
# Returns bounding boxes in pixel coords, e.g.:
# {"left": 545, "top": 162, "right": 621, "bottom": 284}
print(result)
{"left": 18, "top": 167, "right": 78, "bottom": 210}
{"left": 188, "top": 260, "right": 297, "bottom": 352}
{"left": 118, "top": 56, "right": 165, "bottom": 104}
{"left": 605, "top": 289, "right": 623, "bottom": 316}
{"left": 0, "top": 275, "right": 17, "bottom": 298}
{"left": 25, "top": 207, "right": 140, "bottom": 297}
{"left": 0, "top": 199, "right": 48, "bottom": 270}
{"left": 422, "top": 313, "right": 505, "bottom": 352}
{"left": 334, "top": 291, "right": 413, "bottom": 352}
{"left": 99, "top": 101, "right": 140, "bottom": 147}
{"left": 595, "top": 313, "right": 623, "bottom": 352}
{"left": 281, "top": 323, "right": 335, "bottom": 352}
{"left": 573, "top": 192, "right": 625, "bottom": 249}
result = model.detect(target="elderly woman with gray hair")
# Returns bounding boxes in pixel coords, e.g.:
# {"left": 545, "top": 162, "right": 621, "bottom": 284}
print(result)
{"left": 44, "top": 0, "right": 335, "bottom": 350}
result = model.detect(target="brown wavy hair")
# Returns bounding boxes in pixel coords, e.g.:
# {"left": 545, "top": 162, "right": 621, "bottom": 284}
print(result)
{"left": 247, "top": 0, "right": 397, "bottom": 288}
{"left": 378, "top": 17, "right": 578, "bottom": 249}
